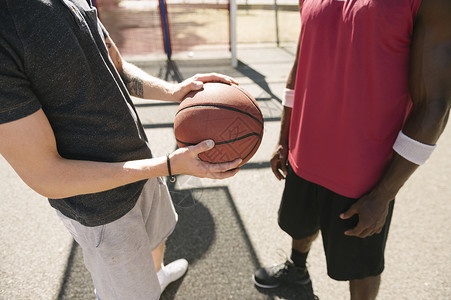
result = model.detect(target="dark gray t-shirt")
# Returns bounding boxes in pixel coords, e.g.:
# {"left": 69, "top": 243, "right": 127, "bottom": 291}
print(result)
{"left": 0, "top": 0, "right": 153, "bottom": 226}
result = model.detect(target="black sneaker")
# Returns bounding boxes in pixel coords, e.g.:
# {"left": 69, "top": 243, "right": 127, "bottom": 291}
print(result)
{"left": 253, "top": 260, "right": 311, "bottom": 289}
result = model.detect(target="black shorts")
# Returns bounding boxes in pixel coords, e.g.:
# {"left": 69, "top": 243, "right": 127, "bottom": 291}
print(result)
{"left": 278, "top": 164, "right": 394, "bottom": 281}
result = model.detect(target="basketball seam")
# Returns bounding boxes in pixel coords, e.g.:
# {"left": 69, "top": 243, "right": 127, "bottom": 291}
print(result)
{"left": 231, "top": 85, "right": 263, "bottom": 115}
{"left": 176, "top": 132, "right": 261, "bottom": 146}
{"left": 242, "top": 134, "right": 262, "bottom": 161}
{"left": 177, "top": 133, "right": 261, "bottom": 163}
{"left": 176, "top": 104, "right": 263, "bottom": 126}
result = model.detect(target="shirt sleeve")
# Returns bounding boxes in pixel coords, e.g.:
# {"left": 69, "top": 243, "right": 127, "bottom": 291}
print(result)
{"left": 0, "top": 12, "right": 41, "bottom": 124}
{"left": 99, "top": 19, "right": 109, "bottom": 39}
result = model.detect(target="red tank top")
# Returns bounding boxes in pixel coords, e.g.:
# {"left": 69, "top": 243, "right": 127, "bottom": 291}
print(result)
{"left": 289, "top": 0, "right": 422, "bottom": 198}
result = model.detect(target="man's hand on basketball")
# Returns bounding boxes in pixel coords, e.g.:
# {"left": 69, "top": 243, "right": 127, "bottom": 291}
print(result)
{"left": 270, "top": 144, "right": 289, "bottom": 180}
{"left": 340, "top": 192, "right": 393, "bottom": 238}
{"left": 170, "top": 139, "right": 241, "bottom": 179}
{"left": 172, "top": 73, "right": 239, "bottom": 102}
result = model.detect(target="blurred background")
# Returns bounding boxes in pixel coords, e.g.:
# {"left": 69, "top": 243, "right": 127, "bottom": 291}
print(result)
{"left": 94, "top": 0, "right": 300, "bottom": 59}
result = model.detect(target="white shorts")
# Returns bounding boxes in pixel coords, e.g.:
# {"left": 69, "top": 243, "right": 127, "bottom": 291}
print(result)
{"left": 57, "top": 177, "right": 177, "bottom": 300}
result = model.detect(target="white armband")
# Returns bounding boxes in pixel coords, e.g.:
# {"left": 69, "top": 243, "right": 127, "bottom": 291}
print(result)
{"left": 281, "top": 88, "right": 295, "bottom": 108}
{"left": 392, "top": 131, "right": 436, "bottom": 165}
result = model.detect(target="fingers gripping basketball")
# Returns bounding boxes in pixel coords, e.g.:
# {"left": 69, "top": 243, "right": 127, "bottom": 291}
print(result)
{"left": 174, "top": 83, "right": 264, "bottom": 166}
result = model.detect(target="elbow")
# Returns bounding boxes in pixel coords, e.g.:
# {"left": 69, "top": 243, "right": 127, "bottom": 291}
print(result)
{"left": 16, "top": 160, "right": 75, "bottom": 199}
{"left": 416, "top": 98, "right": 450, "bottom": 139}
{"left": 35, "top": 188, "right": 70, "bottom": 200}
{"left": 429, "top": 98, "right": 450, "bottom": 130}
{"left": 406, "top": 97, "right": 451, "bottom": 143}
{"left": 23, "top": 176, "right": 71, "bottom": 199}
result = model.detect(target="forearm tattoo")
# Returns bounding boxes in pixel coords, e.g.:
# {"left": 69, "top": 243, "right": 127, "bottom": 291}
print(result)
{"left": 122, "top": 72, "right": 144, "bottom": 98}
{"left": 106, "top": 40, "right": 144, "bottom": 98}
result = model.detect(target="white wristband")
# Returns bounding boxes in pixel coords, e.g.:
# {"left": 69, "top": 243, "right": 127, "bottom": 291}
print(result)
{"left": 282, "top": 88, "right": 295, "bottom": 108}
{"left": 393, "top": 131, "right": 436, "bottom": 165}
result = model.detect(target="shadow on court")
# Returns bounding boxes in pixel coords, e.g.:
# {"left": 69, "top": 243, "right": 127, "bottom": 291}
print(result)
{"left": 56, "top": 183, "right": 316, "bottom": 300}
{"left": 56, "top": 59, "right": 317, "bottom": 299}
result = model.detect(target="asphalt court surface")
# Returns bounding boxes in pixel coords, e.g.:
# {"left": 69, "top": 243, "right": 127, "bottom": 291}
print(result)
{"left": 0, "top": 46, "right": 450, "bottom": 300}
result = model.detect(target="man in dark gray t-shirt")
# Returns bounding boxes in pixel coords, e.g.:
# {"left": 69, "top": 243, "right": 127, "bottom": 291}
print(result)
{"left": 0, "top": 0, "right": 241, "bottom": 298}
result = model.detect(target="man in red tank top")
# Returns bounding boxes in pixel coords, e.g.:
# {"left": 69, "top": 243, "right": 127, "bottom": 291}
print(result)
{"left": 254, "top": 0, "right": 451, "bottom": 298}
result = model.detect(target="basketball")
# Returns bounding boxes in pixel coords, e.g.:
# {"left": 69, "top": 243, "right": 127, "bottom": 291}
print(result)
{"left": 174, "top": 82, "right": 264, "bottom": 166}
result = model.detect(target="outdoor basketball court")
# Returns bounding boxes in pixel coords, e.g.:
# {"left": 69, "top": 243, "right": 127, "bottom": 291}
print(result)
{"left": 0, "top": 1, "right": 450, "bottom": 299}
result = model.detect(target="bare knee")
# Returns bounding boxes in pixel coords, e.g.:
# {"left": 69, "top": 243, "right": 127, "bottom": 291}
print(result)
{"left": 350, "top": 275, "right": 381, "bottom": 300}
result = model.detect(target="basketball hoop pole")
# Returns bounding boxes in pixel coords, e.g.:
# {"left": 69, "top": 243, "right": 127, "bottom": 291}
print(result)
{"left": 229, "top": 0, "right": 238, "bottom": 68}
{"left": 159, "top": 0, "right": 172, "bottom": 60}
{"left": 274, "top": 0, "right": 280, "bottom": 47}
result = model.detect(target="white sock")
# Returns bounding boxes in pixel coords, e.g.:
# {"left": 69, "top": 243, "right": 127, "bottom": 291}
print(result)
{"left": 156, "top": 259, "right": 188, "bottom": 292}
{"left": 157, "top": 263, "right": 167, "bottom": 285}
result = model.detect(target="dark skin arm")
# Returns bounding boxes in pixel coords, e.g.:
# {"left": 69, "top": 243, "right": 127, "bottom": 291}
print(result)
{"left": 271, "top": 37, "right": 300, "bottom": 180}
{"left": 341, "top": 0, "right": 451, "bottom": 238}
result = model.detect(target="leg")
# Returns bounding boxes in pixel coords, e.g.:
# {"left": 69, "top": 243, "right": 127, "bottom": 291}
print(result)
{"left": 152, "top": 240, "right": 188, "bottom": 293}
{"left": 253, "top": 233, "right": 318, "bottom": 289}
{"left": 292, "top": 231, "right": 319, "bottom": 253}
{"left": 290, "top": 231, "right": 319, "bottom": 268}
{"left": 318, "top": 190, "right": 394, "bottom": 300}
{"left": 57, "top": 207, "right": 162, "bottom": 300}
{"left": 152, "top": 241, "right": 165, "bottom": 272}
{"left": 349, "top": 275, "right": 381, "bottom": 300}
{"left": 144, "top": 178, "right": 188, "bottom": 293}
{"left": 152, "top": 238, "right": 188, "bottom": 294}
{"left": 321, "top": 198, "right": 394, "bottom": 282}
{"left": 253, "top": 165, "right": 320, "bottom": 289}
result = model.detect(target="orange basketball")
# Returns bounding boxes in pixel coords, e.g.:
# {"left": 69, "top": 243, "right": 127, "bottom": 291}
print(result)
{"left": 174, "top": 82, "right": 264, "bottom": 166}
